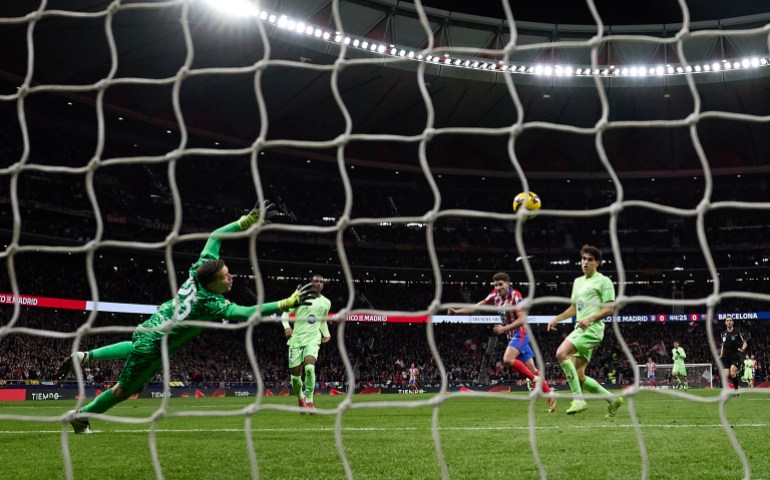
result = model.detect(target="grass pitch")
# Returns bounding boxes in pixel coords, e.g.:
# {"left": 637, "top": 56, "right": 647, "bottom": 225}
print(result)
{"left": 1, "top": 390, "right": 769, "bottom": 480}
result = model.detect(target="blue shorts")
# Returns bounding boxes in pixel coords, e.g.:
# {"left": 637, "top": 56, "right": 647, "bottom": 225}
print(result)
{"left": 507, "top": 333, "right": 534, "bottom": 363}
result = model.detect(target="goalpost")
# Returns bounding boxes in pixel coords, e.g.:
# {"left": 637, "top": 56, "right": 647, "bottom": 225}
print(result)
{"left": 2, "top": 1, "right": 769, "bottom": 479}
{"left": 635, "top": 363, "right": 714, "bottom": 389}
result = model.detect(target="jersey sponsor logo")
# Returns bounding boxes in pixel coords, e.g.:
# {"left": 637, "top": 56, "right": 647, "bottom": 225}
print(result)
{"left": 577, "top": 299, "right": 584, "bottom": 312}
{"left": 307, "top": 314, "right": 317, "bottom": 325}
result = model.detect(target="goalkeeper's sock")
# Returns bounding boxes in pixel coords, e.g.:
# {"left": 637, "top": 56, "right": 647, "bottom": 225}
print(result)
{"left": 581, "top": 376, "right": 611, "bottom": 401}
{"left": 304, "top": 364, "right": 316, "bottom": 402}
{"left": 560, "top": 360, "right": 582, "bottom": 396}
{"left": 88, "top": 341, "right": 133, "bottom": 361}
{"left": 511, "top": 360, "right": 535, "bottom": 380}
{"left": 290, "top": 375, "right": 303, "bottom": 399}
{"left": 80, "top": 388, "right": 120, "bottom": 414}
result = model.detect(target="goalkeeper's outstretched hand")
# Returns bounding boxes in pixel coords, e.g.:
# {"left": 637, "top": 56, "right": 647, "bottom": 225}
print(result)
{"left": 237, "top": 199, "right": 278, "bottom": 230}
{"left": 277, "top": 283, "right": 314, "bottom": 311}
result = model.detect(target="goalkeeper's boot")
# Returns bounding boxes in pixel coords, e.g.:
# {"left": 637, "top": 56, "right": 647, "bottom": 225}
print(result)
{"left": 68, "top": 410, "right": 92, "bottom": 434}
{"left": 525, "top": 378, "right": 533, "bottom": 392}
{"left": 55, "top": 352, "right": 88, "bottom": 380}
{"left": 606, "top": 397, "right": 624, "bottom": 417}
{"left": 298, "top": 395, "right": 306, "bottom": 415}
{"left": 306, "top": 401, "right": 316, "bottom": 415}
{"left": 566, "top": 399, "right": 587, "bottom": 415}
{"left": 547, "top": 396, "right": 557, "bottom": 413}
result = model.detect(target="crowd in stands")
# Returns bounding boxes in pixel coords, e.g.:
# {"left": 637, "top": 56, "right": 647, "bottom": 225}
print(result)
{"left": 1, "top": 305, "right": 768, "bottom": 391}
{"left": 1, "top": 115, "right": 769, "bottom": 392}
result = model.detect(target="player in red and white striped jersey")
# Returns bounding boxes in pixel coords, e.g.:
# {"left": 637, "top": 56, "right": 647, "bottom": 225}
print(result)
{"left": 450, "top": 272, "right": 556, "bottom": 412}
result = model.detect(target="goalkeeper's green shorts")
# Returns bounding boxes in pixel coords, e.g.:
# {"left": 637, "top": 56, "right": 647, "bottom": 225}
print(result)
{"left": 118, "top": 335, "right": 162, "bottom": 395}
{"left": 673, "top": 365, "right": 687, "bottom": 376}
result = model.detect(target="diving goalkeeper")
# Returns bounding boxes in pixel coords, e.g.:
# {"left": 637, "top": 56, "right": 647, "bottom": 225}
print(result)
{"left": 57, "top": 202, "right": 314, "bottom": 434}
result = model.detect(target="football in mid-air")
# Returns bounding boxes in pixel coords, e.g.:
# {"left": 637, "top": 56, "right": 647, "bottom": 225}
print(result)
{"left": 513, "top": 191, "right": 541, "bottom": 214}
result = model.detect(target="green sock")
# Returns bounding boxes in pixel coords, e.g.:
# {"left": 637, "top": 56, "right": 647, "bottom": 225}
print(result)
{"left": 581, "top": 376, "right": 611, "bottom": 400}
{"left": 304, "top": 364, "right": 316, "bottom": 402}
{"left": 80, "top": 388, "right": 120, "bottom": 414}
{"left": 560, "top": 360, "right": 582, "bottom": 396}
{"left": 88, "top": 341, "right": 133, "bottom": 361}
{"left": 291, "top": 375, "right": 303, "bottom": 399}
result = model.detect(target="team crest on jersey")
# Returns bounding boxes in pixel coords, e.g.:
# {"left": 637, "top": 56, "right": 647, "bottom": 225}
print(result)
{"left": 307, "top": 314, "right": 316, "bottom": 324}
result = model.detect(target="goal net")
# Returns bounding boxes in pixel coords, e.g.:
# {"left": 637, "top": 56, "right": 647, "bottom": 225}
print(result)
{"left": 2, "top": 0, "right": 769, "bottom": 479}
{"left": 636, "top": 363, "right": 714, "bottom": 389}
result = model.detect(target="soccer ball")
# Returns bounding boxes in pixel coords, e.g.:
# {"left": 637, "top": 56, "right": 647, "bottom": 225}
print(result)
{"left": 513, "top": 191, "right": 541, "bottom": 214}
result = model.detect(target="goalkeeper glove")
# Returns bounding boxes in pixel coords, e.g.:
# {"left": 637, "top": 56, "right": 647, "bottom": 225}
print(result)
{"left": 236, "top": 200, "right": 277, "bottom": 230}
{"left": 277, "top": 283, "right": 314, "bottom": 311}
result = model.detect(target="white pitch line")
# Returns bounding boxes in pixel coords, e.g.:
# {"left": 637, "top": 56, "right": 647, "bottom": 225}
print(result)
{"left": 1, "top": 423, "right": 768, "bottom": 435}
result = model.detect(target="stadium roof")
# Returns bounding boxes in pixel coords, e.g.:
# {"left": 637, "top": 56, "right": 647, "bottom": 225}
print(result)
{"left": 1, "top": 0, "right": 770, "bottom": 177}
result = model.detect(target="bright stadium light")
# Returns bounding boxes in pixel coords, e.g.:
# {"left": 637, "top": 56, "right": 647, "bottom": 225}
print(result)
{"left": 202, "top": 2, "right": 770, "bottom": 79}
{"left": 205, "top": 0, "right": 260, "bottom": 17}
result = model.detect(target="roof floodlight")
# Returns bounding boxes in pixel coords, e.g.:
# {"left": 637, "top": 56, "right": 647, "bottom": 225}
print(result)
{"left": 360, "top": 41, "right": 368, "bottom": 49}
{"left": 322, "top": 32, "right": 330, "bottom": 40}
{"left": 733, "top": 61, "right": 740, "bottom": 69}
{"left": 259, "top": 11, "right": 268, "bottom": 20}
{"left": 711, "top": 62, "right": 720, "bottom": 70}
{"left": 742, "top": 58, "right": 751, "bottom": 68}
{"left": 543, "top": 65, "right": 553, "bottom": 75}
{"left": 534, "top": 65, "right": 544, "bottom": 75}
{"left": 751, "top": 57, "right": 760, "bottom": 67}
{"left": 352, "top": 39, "right": 360, "bottom": 47}
{"left": 564, "top": 66, "right": 574, "bottom": 76}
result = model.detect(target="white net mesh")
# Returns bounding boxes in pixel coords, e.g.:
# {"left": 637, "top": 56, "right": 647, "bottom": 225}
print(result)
{"left": 2, "top": 1, "right": 770, "bottom": 479}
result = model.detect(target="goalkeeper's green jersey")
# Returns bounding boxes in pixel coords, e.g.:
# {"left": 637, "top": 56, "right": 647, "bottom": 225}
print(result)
{"left": 282, "top": 295, "right": 332, "bottom": 347}
{"left": 672, "top": 346, "right": 686, "bottom": 367}
{"left": 571, "top": 272, "right": 615, "bottom": 332}
{"left": 136, "top": 221, "right": 283, "bottom": 352}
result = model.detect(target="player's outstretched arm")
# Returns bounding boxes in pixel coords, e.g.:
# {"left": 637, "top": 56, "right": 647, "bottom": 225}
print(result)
{"left": 448, "top": 300, "right": 485, "bottom": 315}
{"left": 200, "top": 200, "right": 277, "bottom": 261}
{"left": 547, "top": 304, "right": 577, "bottom": 331}
{"left": 223, "top": 283, "right": 315, "bottom": 321}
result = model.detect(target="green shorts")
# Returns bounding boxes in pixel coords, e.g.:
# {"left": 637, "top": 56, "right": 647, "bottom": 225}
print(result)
{"left": 288, "top": 343, "right": 320, "bottom": 369}
{"left": 119, "top": 333, "right": 162, "bottom": 395}
{"left": 672, "top": 365, "right": 687, "bottom": 377}
{"left": 566, "top": 324, "right": 604, "bottom": 362}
